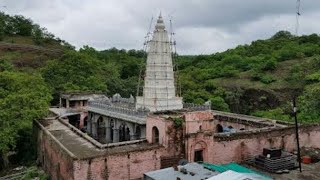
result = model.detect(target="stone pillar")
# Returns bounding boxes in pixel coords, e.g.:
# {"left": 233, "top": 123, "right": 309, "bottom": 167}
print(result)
{"left": 87, "top": 115, "right": 92, "bottom": 134}
{"left": 59, "top": 98, "right": 62, "bottom": 108}
{"left": 113, "top": 119, "right": 119, "bottom": 143}
{"left": 92, "top": 122, "right": 97, "bottom": 139}
{"left": 130, "top": 133, "right": 137, "bottom": 140}
{"left": 128, "top": 123, "right": 136, "bottom": 140}
{"left": 66, "top": 99, "right": 70, "bottom": 108}
{"left": 105, "top": 126, "right": 112, "bottom": 143}
{"left": 104, "top": 117, "right": 111, "bottom": 143}
{"left": 140, "top": 126, "right": 146, "bottom": 139}
{"left": 113, "top": 129, "right": 119, "bottom": 143}
{"left": 79, "top": 113, "right": 84, "bottom": 129}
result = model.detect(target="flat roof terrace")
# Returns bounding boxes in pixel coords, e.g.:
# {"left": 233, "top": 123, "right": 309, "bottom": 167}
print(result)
{"left": 212, "top": 110, "right": 289, "bottom": 128}
{"left": 35, "top": 118, "right": 159, "bottom": 159}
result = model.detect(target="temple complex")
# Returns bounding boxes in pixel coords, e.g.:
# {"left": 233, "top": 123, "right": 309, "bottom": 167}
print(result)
{"left": 35, "top": 15, "right": 320, "bottom": 180}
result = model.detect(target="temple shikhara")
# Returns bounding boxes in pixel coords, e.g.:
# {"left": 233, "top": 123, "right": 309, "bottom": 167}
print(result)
{"left": 135, "top": 14, "right": 183, "bottom": 112}
{"left": 35, "top": 15, "right": 320, "bottom": 180}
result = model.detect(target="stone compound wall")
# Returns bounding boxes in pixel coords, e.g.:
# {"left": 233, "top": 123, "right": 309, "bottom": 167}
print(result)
{"left": 181, "top": 111, "right": 320, "bottom": 165}
{"left": 146, "top": 114, "right": 187, "bottom": 157}
{"left": 146, "top": 115, "right": 171, "bottom": 146}
{"left": 36, "top": 110, "right": 320, "bottom": 179}
{"left": 184, "top": 123, "right": 320, "bottom": 164}
{"left": 209, "top": 125, "right": 320, "bottom": 164}
{"left": 35, "top": 119, "right": 164, "bottom": 180}
{"left": 73, "top": 150, "right": 162, "bottom": 180}
{"left": 184, "top": 111, "right": 215, "bottom": 134}
{"left": 36, "top": 123, "right": 75, "bottom": 180}
{"left": 213, "top": 119, "right": 256, "bottom": 131}
{"left": 183, "top": 111, "right": 259, "bottom": 134}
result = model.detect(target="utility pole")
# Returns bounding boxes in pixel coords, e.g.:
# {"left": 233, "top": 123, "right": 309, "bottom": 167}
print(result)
{"left": 293, "top": 0, "right": 302, "bottom": 173}
{"left": 293, "top": 97, "right": 302, "bottom": 172}
{"left": 295, "top": 0, "right": 301, "bottom": 35}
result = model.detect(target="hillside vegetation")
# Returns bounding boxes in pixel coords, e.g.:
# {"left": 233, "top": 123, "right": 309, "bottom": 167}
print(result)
{"left": 1, "top": 12, "right": 320, "bottom": 169}
{"left": 177, "top": 31, "right": 320, "bottom": 123}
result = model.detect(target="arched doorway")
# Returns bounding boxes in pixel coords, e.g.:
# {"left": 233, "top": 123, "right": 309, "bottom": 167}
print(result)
{"left": 97, "top": 116, "right": 106, "bottom": 142}
{"left": 194, "top": 142, "right": 207, "bottom": 162}
{"left": 84, "top": 117, "right": 88, "bottom": 127}
{"left": 110, "top": 119, "right": 114, "bottom": 142}
{"left": 136, "top": 126, "right": 141, "bottom": 139}
{"left": 216, "top": 124, "right": 223, "bottom": 133}
{"left": 152, "top": 126, "right": 159, "bottom": 143}
{"left": 82, "top": 116, "right": 88, "bottom": 133}
{"left": 119, "top": 123, "right": 131, "bottom": 142}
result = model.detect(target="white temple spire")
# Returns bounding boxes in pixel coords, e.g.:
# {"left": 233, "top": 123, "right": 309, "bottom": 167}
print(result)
{"left": 136, "top": 15, "right": 183, "bottom": 112}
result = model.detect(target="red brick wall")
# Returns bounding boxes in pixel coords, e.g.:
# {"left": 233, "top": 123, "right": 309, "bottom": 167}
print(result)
{"left": 186, "top": 125, "right": 320, "bottom": 164}
{"left": 213, "top": 120, "right": 256, "bottom": 132}
{"left": 73, "top": 149, "right": 163, "bottom": 180}
{"left": 184, "top": 111, "right": 215, "bottom": 134}
{"left": 37, "top": 130, "right": 75, "bottom": 180}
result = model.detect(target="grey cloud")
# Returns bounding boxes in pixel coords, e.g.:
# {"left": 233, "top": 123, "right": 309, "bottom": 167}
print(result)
{"left": 1, "top": 0, "right": 320, "bottom": 54}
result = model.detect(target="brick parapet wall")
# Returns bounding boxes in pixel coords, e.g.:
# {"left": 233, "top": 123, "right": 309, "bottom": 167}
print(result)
{"left": 35, "top": 120, "right": 76, "bottom": 180}
{"left": 160, "top": 156, "right": 183, "bottom": 168}
{"left": 58, "top": 117, "right": 147, "bottom": 150}
{"left": 35, "top": 118, "right": 166, "bottom": 180}
{"left": 214, "top": 124, "right": 319, "bottom": 141}
{"left": 72, "top": 149, "right": 164, "bottom": 180}
{"left": 209, "top": 124, "right": 320, "bottom": 164}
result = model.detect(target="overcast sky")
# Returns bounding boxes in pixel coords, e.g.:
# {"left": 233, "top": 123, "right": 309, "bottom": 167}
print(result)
{"left": 1, "top": 0, "right": 320, "bottom": 54}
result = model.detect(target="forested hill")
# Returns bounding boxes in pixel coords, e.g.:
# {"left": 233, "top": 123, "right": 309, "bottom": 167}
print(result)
{"left": 0, "top": 12, "right": 74, "bottom": 69}
{"left": 177, "top": 31, "right": 320, "bottom": 123}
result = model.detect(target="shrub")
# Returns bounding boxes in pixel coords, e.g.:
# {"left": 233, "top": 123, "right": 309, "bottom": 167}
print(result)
{"left": 260, "top": 75, "right": 276, "bottom": 84}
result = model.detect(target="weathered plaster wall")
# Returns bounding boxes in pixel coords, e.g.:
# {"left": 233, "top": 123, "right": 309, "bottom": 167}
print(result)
{"left": 213, "top": 119, "right": 256, "bottom": 132}
{"left": 146, "top": 114, "right": 186, "bottom": 158}
{"left": 185, "top": 133, "right": 214, "bottom": 163}
{"left": 37, "top": 110, "right": 320, "bottom": 180}
{"left": 183, "top": 111, "right": 259, "bottom": 134}
{"left": 79, "top": 111, "right": 88, "bottom": 129}
{"left": 36, "top": 119, "right": 164, "bottom": 180}
{"left": 36, "top": 125, "right": 75, "bottom": 180}
{"left": 146, "top": 115, "right": 169, "bottom": 146}
{"left": 73, "top": 149, "right": 163, "bottom": 180}
{"left": 186, "top": 125, "right": 320, "bottom": 164}
{"left": 184, "top": 111, "right": 214, "bottom": 134}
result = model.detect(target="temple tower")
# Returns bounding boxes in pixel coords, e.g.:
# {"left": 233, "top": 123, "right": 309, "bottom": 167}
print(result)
{"left": 136, "top": 15, "right": 183, "bottom": 112}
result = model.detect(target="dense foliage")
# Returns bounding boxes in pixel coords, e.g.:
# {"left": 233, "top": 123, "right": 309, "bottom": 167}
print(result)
{"left": 0, "top": 66, "right": 51, "bottom": 168}
{"left": 176, "top": 31, "right": 320, "bottom": 122}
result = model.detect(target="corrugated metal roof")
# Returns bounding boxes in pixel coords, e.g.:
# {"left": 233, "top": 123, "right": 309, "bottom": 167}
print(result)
{"left": 144, "top": 163, "right": 219, "bottom": 180}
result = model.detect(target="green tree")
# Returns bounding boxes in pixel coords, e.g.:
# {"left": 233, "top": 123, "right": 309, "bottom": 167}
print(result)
{"left": 0, "top": 71, "right": 51, "bottom": 167}
{"left": 210, "top": 96, "right": 230, "bottom": 112}
{"left": 299, "top": 83, "right": 320, "bottom": 122}
{"left": 42, "top": 51, "right": 118, "bottom": 102}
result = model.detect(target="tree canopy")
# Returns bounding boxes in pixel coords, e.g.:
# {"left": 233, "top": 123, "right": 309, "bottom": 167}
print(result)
{"left": 0, "top": 70, "right": 51, "bottom": 166}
